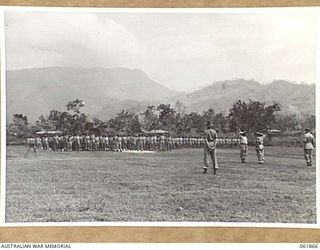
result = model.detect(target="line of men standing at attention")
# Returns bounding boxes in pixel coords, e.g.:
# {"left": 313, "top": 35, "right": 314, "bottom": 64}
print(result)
{"left": 203, "top": 121, "right": 316, "bottom": 174}
{"left": 26, "top": 134, "right": 242, "bottom": 152}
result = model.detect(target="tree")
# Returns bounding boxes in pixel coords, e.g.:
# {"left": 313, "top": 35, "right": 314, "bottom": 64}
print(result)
{"left": 212, "top": 112, "right": 228, "bottom": 134}
{"left": 35, "top": 99, "right": 89, "bottom": 134}
{"left": 175, "top": 115, "right": 192, "bottom": 135}
{"left": 8, "top": 114, "right": 28, "bottom": 137}
{"left": 157, "top": 104, "right": 176, "bottom": 131}
{"left": 36, "top": 115, "right": 53, "bottom": 131}
{"left": 66, "top": 99, "right": 85, "bottom": 114}
{"left": 181, "top": 112, "right": 204, "bottom": 134}
{"left": 228, "top": 100, "right": 249, "bottom": 132}
{"left": 129, "top": 115, "right": 142, "bottom": 134}
{"left": 174, "top": 100, "right": 186, "bottom": 116}
{"left": 44, "top": 110, "right": 73, "bottom": 132}
{"left": 108, "top": 110, "right": 142, "bottom": 134}
{"left": 66, "top": 99, "right": 88, "bottom": 134}
{"left": 141, "top": 105, "right": 160, "bottom": 131}
{"left": 302, "top": 114, "right": 315, "bottom": 133}
{"left": 202, "top": 108, "right": 215, "bottom": 124}
{"left": 228, "top": 100, "right": 280, "bottom": 133}
{"left": 263, "top": 103, "right": 281, "bottom": 130}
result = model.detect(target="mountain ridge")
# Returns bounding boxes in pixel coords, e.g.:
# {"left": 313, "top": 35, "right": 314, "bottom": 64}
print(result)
{"left": 176, "top": 78, "right": 315, "bottom": 115}
{"left": 6, "top": 67, "right": 315, "bottom": 123}
{"left": 6, "top": 67, "right": 179, "bottom": 122}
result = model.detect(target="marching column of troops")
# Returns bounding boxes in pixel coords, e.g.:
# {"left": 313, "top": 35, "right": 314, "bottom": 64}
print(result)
{"left": 26, "top": 134, "right": 242, "bottom": 153}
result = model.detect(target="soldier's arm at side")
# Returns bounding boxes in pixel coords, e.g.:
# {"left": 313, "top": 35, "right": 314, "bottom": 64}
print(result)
{"left": 213, "top": 131, "right": 218, "bottom": 147}
{"left": 203, "top": 131, "right": 209, "bottom": 148}
{"left": 312, "top": 135, "right": 316, "bottom": 148}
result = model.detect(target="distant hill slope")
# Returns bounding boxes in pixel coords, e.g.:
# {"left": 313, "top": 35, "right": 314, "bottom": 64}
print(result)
{"left": 6, "top": 67, "right": 178, "bottom": 122}
{"left": 6, "top": 68, "right": 315, "bottom": 124}
{"left": 177, "top": 79, "right": 315, "bottom": 115}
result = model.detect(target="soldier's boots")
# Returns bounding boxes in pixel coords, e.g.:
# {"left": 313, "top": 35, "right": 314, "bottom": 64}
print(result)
{"left": 203, "top": 168, "right": 218, "bottom": 174}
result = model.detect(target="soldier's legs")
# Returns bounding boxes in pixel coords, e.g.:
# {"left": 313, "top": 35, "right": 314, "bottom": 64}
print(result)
{"left": 304, "top": 149, "right": 312, "bottom": 166}
{"left": 240, "top": 145, "right": 247, "bottom": 163}
{"left": 203, "top": 147, "right": 218, "bottom": 174}
{"left": 309, "top": 149, "right": 313, "bottom": 165}
{"left": 203, "top": 147, "right": 210, "bottom": 172}
{"left": 256, "top": 148, "right": 264, "bottom": 164}
{"left": 240, "top": 146, "right": 244, "bottom": 162}
{"left": 210, "top": 149, "right": 218, "bottom": 171}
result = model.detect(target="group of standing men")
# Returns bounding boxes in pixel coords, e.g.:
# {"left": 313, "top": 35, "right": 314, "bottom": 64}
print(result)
{"left": 26, "top": 134, "right": 209, "bottom": 153}
{"left": 203, "top": 121, "right": 316, "bottom": 174}
{"left": 26, "top": 133, "right": 243, "bottom": 154}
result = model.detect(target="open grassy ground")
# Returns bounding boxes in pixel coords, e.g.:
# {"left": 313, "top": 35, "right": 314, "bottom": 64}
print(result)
{"left": 5, "top": 145, "right": 316, "bottom": 223}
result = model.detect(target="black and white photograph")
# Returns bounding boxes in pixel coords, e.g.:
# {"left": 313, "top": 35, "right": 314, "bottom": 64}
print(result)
{"left": 3, "top": 8, "right": 318, "bottom": 224}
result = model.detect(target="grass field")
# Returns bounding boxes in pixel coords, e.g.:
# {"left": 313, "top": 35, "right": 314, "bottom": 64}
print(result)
{"left": 5, "top": 145, "right": 316, "bottom": 223}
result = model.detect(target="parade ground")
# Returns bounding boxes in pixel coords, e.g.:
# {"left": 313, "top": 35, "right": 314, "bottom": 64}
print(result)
{"left": 5, "top": 145, "right": 316, "bottom": 223}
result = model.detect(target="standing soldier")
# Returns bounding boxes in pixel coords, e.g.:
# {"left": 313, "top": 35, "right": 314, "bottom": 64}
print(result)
{"left": 160, "top": 134, "right": 166, "bottom": 151}
{"left": 203, "top": 121, "right": 218, "bottom": 174}
{"left": 105, "top": 135, "right": 110, "bottom": 151}
{"left": 239, "top": 131, "right": 248, "bottom": 163}
{"left": 141, "top": 134, "right": 146, "bottom": 151}
{"left": 85, "top": 134, "right": 91, "bottom": 151}
{"left": 25, "top": 137, "right": 37, "bottom": 156}
{"left": 132, "top": 135, "right": 138, "bottom": 151}
{"left": 36, "top": 136, "right": 42, "bottom": 149}
{"left": 303, "top": 128, "right": 315, "bottom": 166}
{"left": 117, "top": 134, "right": 123, "bottom": 152}
{"left": 122, "top": 135, "right": 128, "bottom": 151}
{"left": 80, "top": 135, "right": 86, "bottom": 151}
{"left": 255, "top": 132, "right": 265, "bottom": 164}
{"left": 43, "top": 136, "right": 49, "bottom": 150}
{"left": 153, "top": 135, "right": 158, "bottom": 151}
{"left": 168, "top": 135, "right": 173, "bottom": 151}
{"left": 138, "top": 134, "right": 143, "bottom": 151}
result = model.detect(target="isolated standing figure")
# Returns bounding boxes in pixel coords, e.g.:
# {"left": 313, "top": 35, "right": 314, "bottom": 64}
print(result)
{"left": 255, "top": 132, "right": 265, "bottom": 164}
{"left": 203, "top": 121, "right": 218, "bottom": 174}
{"left": 303, "top": 128, "right": 315, "bottom": 166}
{"left": 25, "top": 137, "right": 37, "bottom": 156}
{"left": 239, "top": 131, "right": 248, "bottom": 163}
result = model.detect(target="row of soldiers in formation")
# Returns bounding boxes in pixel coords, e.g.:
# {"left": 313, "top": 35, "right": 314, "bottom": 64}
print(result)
{"left": 26, "top": 134, "right": 243, "bottom": 152}
{"left": 25, "top": 125, "right": 315, "bottom": 170}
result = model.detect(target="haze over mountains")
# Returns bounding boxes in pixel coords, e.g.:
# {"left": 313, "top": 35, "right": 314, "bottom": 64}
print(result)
{"left": 6, "top": 67, "right": 177, "bottom": 122}
{"left": 6, "top": 67, "right": 315, "bottom": 123}
{"left": 179, "top": 79, "right": 315, "bottom": 115}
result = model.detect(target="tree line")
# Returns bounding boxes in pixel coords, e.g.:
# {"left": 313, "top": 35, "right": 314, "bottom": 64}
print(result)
{"left": 7, "top": 99, "right": 315, "bottom": 139}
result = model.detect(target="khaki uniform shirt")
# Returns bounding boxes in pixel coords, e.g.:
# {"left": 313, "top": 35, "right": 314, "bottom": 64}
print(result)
{"left": 303, "top": 132, "right": 315, "bottom": 150}
{"left": 255, "top": 135, "right": 265, "bottom": 149}
{"left": 239, "top": 135, "right": 248, "bottom": 145}
{"left": 204, "top": 129, "right": 217, "bottom": 150}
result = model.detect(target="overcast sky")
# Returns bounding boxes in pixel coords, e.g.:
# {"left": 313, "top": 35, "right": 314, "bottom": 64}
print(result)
{"left": 5, "top": 10, "right": 317, "bottom": 91}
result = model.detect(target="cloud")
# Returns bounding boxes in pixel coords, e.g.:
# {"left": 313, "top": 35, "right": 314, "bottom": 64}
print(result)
{"left": 5, "top": 11, "right": 317, "bottom": 91}
{"left": 5, "top": 12, "right": 144, "bottom": 69}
